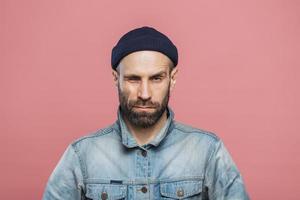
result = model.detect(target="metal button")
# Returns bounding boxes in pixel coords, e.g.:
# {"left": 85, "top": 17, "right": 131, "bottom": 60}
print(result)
{"left": 141, "top": 186, "right": 148, "bottom": 193}
{"left": 177, "top": 188, "right": 184, "bottom": 197}
{"left": 101, "top": 192, "right": 108, "bottom": 200}
{"left": 141, "top": 150, "right": 147, "bottom": 157}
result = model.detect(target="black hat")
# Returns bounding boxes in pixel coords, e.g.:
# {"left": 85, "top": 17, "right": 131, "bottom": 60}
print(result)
{"left": 111, "top": 26, "right": 178, "bottom": 69}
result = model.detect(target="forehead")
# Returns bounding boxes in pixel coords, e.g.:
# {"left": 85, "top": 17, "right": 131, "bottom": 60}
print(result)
{"left": 117, "top": 51, "right": 172, "bottom": 75}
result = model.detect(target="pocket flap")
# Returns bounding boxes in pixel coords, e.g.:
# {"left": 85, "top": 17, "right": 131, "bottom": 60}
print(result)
{"left": 86, "top": 184, "right": 127, "bottom": 200}
{"left": 160, "top": 180, "right": 202, "bottom": 199}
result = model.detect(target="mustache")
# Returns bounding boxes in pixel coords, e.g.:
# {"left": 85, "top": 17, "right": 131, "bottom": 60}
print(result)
{"left": 128, "top": 99, "right": 160, "bottom": 108}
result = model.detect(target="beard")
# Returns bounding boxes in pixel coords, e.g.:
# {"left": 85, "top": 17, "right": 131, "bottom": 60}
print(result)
{"left": 118, "top": 85, "right": 170, "bottom": 129}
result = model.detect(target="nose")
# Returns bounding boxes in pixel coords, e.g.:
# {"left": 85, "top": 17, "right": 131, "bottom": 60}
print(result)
{"left": 137, "top": 80, "right": 151, "bottom": 101}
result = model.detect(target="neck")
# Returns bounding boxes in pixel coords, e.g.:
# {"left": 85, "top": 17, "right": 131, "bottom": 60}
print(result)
{"left": 123, "top": 110, "right": 168, "bottom": 146}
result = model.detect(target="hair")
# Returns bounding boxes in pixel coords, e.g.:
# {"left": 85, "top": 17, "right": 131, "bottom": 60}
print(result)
{"left": 168, "top": 61, "right": 175, "bottom": 74}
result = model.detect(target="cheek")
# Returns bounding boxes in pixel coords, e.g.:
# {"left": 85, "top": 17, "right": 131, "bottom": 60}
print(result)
{"left": 152, "top": 83, "right": 170, "bottom": 100}
{"left": 121, "top": 83, "right": 138, "bottom": 100}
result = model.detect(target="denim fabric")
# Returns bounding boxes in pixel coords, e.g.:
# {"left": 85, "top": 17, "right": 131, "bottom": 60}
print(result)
{"left": 43, "top": 108, "right": 250, "bottom": 200}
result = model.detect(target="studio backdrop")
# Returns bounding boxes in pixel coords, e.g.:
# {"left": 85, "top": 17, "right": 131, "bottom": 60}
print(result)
{"left": 1, "top": 0, "right": 299, "bottom": 199}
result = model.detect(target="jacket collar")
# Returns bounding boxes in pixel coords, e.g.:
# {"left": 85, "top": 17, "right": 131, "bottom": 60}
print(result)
{"left": 113, "top": 107, "right": 175, "bottom": 148}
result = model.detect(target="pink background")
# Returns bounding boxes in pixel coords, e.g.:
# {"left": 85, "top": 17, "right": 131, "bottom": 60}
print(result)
{"left": 1, "top": 0, "right": 299, "bottom": 199}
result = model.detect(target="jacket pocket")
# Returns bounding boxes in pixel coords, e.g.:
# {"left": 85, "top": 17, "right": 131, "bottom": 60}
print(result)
{"left": 160, "top": 180, "right": 202, "bottom": 199}
{"left": 85, "top": 184, "right": 127, "bottom": 200}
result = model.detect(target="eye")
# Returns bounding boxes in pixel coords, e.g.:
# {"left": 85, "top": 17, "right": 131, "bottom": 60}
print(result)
{"left": 127, "top": 77, "right": 140, "bottom": 82}
{"left": 151, "top": 76, "right": 163, "bottom": 82}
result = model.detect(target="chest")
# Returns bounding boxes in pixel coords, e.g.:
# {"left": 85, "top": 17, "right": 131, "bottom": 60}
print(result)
{"left": 81, "top": 140, "right": 210, "bottom": 200}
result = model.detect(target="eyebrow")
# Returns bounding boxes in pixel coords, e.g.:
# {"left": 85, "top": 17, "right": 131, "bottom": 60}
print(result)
{"left": 150, "top": 71, "right": 167, "bottom": 78}
{"left": 124, "top": 71, "right": 167, "bottom": 78}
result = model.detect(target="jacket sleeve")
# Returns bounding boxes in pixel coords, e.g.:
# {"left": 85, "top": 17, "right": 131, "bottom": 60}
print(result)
{"left": 42, "top": 144, "right": 84, "bottom": 200}
{"left": 203, "top": 139, "right": 250, "bottom": 200}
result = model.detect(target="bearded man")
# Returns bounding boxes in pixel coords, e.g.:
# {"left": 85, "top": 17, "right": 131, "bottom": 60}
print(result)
{"left": 43, "top": 26, "right": 249, "bottom": 200}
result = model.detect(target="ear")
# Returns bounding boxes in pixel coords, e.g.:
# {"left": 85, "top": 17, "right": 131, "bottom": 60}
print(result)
{"left": 112, "top": 70, "right": 119, "bottom": 87}
{"left": 169, "top": 68, "right": 178, "bottom": 91}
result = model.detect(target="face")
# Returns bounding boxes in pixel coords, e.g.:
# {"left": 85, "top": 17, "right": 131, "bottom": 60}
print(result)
{"left": 113, "top": 51, "right": 178, "bottom": 128}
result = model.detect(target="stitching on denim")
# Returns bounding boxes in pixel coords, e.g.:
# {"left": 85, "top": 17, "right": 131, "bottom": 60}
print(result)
{"left": 203, "top": 138, "right": 221, "bottom": 192}
{"left": 83, "top": 176, "right": 204, "bottom": 185}
{"left": 173, "top": 121, "right": 219, "bottom": 141}
{"left": 71, "top": 144, "right": 87, "bottom": 183}
{"left": 72, "top": 125, "right": 114, "bottom": 146}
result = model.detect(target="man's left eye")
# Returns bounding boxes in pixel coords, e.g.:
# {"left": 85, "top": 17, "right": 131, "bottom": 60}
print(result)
{"left": 152, "top": 77, "right": 162, "bottom": 81}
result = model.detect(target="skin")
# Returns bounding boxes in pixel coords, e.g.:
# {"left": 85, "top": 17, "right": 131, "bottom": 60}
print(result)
{"left": 112, "top": 50, "right": 178, "bottom": 145}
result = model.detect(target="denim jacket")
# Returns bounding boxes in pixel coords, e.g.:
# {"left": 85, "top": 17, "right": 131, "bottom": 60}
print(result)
{"left": 43, "top": 108, "right": 249, "bottom": 200}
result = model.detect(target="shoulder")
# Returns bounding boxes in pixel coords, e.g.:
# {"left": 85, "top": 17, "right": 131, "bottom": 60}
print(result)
{"left": 172, "top": 121, "right": 220, "bottom": 143}
{"left": 70, "top": 124, "right": 116, "bottom": 149}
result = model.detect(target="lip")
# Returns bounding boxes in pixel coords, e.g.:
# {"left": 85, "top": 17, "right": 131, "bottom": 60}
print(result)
{"left": 133, "top": 106, "right": 155, "bottom": 110}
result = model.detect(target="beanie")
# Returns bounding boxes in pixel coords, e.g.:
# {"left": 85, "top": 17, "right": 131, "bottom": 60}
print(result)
{"left": 111, "top": 26, "right": 178, "bottom": 69}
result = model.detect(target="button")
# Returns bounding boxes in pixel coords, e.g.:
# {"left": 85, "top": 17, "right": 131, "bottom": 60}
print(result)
{"left": 141, "top": 150, "right": 147, "bottom": 157}
{"left": 177, "top": 188, "right": 184, "bottom": 197}
{"left": 141, "top": 186, "right": 148, "bottom": 193}
{"left": 101, "top": 192, "right": 108, "bottom": 200}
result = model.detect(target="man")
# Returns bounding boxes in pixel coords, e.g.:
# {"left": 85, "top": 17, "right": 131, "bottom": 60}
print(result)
{"left": 43, "top": 26, "right": 249, "bottom": 199}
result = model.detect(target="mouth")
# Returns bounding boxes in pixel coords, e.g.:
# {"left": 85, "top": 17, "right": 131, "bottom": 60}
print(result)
{"left": 133, "top": 106, "right": 156, "bottom": 111}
